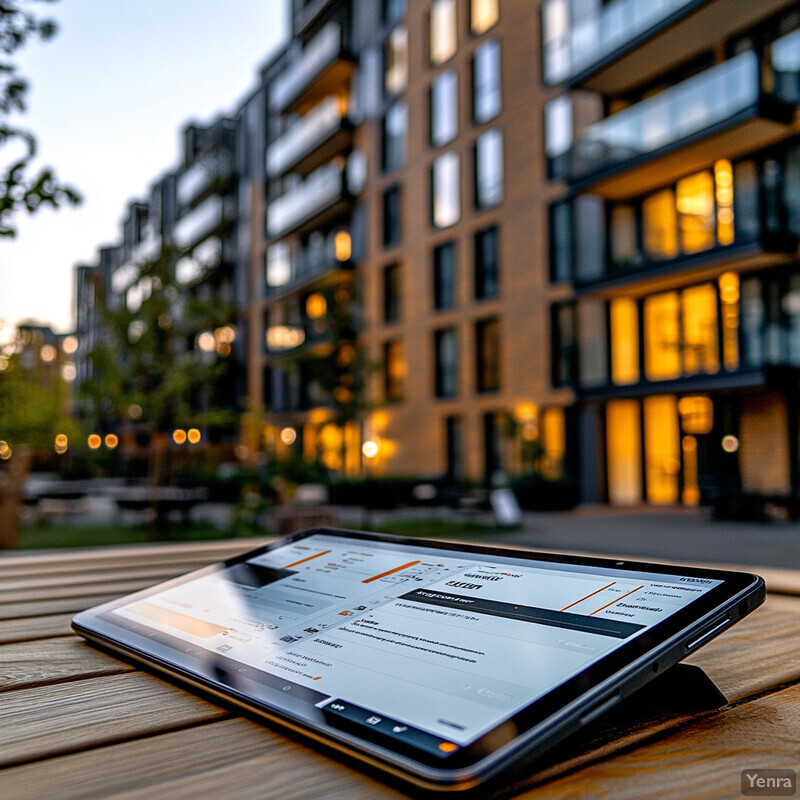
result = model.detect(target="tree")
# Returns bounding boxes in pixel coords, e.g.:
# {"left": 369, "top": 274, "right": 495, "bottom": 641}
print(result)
{"left": 1, "top": 0, "right": 80, "bottom": 237}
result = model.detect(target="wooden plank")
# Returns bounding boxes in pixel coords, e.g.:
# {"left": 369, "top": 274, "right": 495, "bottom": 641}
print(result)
{"left": 0, "top": 614, "right": 76, "bottom": 644}
{"left": 0, "top": 672, "right": 229, "bottom": 768}
{"left": 0, "top": 563, "right": 219, "bottom": 593}
{"left": 0, "top": 717, "right": 407, "bottom": 800}
{"left": 0, "top": 577, "right": 176, "bottom": 605}
{"left": 0, "top": 636, "right": 134, "bottom": 692}
{"left": 516, "top": 682, "right": 800, "bottom": 799}
{"left": 0, "top": 593, "right": 134, "bottom": 620}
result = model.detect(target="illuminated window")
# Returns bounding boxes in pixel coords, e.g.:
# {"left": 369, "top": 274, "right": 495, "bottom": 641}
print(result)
{"left": 470, "top": 0, "right": 498, "bottom": 34}
{"left": 677, "top": 171, "right": 715, "bottom": 254}
{"left": 541, "top": 407, "right": 565, "bottom": 478}
{"left": 266, "top": 243, "right": 292, "bottom": 288}
{"left": 382, "top": 101, "right": 408, "bottom": 172}
{"left": 714, "top": 160, "right": 734, "bottom": 246}
{"left": 474, "top": 129, "right": 503, "bottom": 208}
{"left": 429, "top": 0, "right": 457, "bottom": 65}
{"left": 476, "top": 318, "right": 501, "bottom": 392}
{"left": 678, "top": 396, "right": 713, "bottom": 435}
{"left": 430, "top": 70, "right": 458, "bottom": 147}
{"left": 434, "top": 242, "right": 456, "bottom": 310}
{"left": 606, "top": 400, "right": 642, "bottom": 506}
{"left": 643, "top": 395, "right": 680, "bottom": 504}
{"left": 644, "top": 292, "right": 680, "bottom": 380}
{"left": 384, "top": 340, "right": 405, "bottom": 400}
{"left": 719, "top": 272, "right": 740, "bottom": 370}
{"left": 431, "top": 151, "right": 460, "bottom": 228}
{"left": 610, "top": 297, "right": 639, "bottom": 385}
{"left": 643, "top": 189, "right": 678, "bottom": 260}
{"left": 473, "top": 40, "right": 501, "bottom": 122}
{"left": 681, "top": 283, "right": 719, "bottom": 376}
{"left": 384, "top": 26, "right": 408, "bottom": 96}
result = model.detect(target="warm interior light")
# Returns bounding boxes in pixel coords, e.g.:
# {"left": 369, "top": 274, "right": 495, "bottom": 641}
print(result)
{"left": 334, "top": 231, "right": 352, "bottom": 261}
{"left": 105, "top": 434, "right": 119, "bottom": 449}
{"left": 62, "top": 335, "right": 78, "bottom": 354}
{"left": 40, "top": 344, "right": 57, "bottom": 363}
{"left": 187, "top": 428, "right": 201, "bottom": 444}
{"left": 306, "top": 293, "right": 327, "bottom": 320}
{"left": 198, "top": 332, "right": 216, "bottom": 352}
{"left": 88, "top": 434, "right": 102, "bottom": 450}
{"left": 362, "top": 440, "right": 379, "bottom": 459}
{"left": 280, "top": 427, "right": 297, "bottom": 445}
{"left": 173, "top": 429, "right": 187, "bottom": 445}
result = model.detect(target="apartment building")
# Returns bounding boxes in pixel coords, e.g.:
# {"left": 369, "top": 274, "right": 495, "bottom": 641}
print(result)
{"left": 543, "top": 0, "right": 800, "bottom": 507}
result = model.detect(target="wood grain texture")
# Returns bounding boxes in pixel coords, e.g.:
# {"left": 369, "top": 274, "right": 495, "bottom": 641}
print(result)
{"left": 0, "top": 718, "right": 409, "bottom": 800}
{"left": 0, "top": 636, "right": 133, "bottom": 692}
{"left": 0, "top": 613, "right": 76, "bottom": 644}
{"left": 0, "top": 593, "right": 126, "bottom": 620}
{"left": 0, "top": 671, "right": 229, "bottom": 768}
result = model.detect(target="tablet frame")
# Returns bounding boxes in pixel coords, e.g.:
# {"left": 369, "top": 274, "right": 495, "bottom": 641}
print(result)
{"left": 72, "top": 527, "right": 765, "bottom": 791}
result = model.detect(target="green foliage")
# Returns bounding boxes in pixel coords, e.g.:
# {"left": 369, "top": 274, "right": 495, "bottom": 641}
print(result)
{"left": 1, "top": 0, "right": 81, "bottom": 237}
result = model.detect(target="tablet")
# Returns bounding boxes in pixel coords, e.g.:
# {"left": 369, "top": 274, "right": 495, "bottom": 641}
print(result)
{"left": 72, "top": 528, "right": 764, "bottom": 791}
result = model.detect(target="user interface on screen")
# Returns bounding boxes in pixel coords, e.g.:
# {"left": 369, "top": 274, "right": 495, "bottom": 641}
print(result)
{"left": 105, "top": 533, "right": 722, "bottom": 757}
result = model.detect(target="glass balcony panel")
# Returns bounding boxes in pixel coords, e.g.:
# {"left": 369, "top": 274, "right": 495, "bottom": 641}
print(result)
{"left": 267, "top": 96, "right": 346, "bottom": 177}
{"left": 173, "top": 195, "right": 227, "bottom": 251}
{"left": 271, "top": 23, "right": 343, "bottom": 111}
{"left": 569, "top": 53, "right": 764, "bottom": 181}
{"left": 177, "top": 155, "right": 232, "bottom": 209}
{"left": 266, "top": 162, "right": 344, "bottom": 238}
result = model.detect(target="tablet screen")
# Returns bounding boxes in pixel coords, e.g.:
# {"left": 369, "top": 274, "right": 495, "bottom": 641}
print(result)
{"left": 99, "top": 531, "right": 724, "bottom": 761}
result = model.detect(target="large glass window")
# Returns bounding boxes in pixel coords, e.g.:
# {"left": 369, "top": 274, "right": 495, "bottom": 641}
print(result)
{"left": 384, "top": 340, "right": 405, "bottom": 400}
{"left": 474, "top": 129, "right": 503, "bottom": 208}
{"left": 474, "top": 225, "right": 499, "bottom": 300}
{"left": 677, "top": 171, "right": 715, "bottom": 254}
{"left": 643, "top": 189, "right": 678, "bottom": 260}
{"left": 430, "top": 0, "right": 457, "bottom": 65}
{"left": 476, "top": 318, "right": 501, "bottom": 392}
{"left": 432, "top": 152, "right": 460, "bottom": 228}
{"left": 610, "top": 297, "right": 639, "bottom": 386}
{"left": 681, "top": 283, "right": 719, "bottom": 376}
{"left": 382, "top": 0, "right": 406, "bottom": 26}
{"left": 644, "top": 395, "right": 680, "bottom": 505}
{"left": 644, "top": 292, "right": 680, "bottom": 381}
{"left": 578, "top": 300, "right": 607, "bottom": 388}
{"left": 430, "top": 70, "right": 458, "bottom": 147}
{"left": 553, "top": 303, "right": 576, "bottom": 387}
{"left": 384, "top": 26, "right": 409, "bottom": 96}
{"left": 550, "top": 202, "right": 572, "bottom": 283}
{"left": 383, "top": 263, "right": 401, "bottom": 323}
{"left": 473, "top": 40, "right": 501, "bottom": 122}
{"left": 266, "top": 242, "right": 292, "bottom": 289}
{"left": 433, "top": 242, "right": 456, "bottom": 310}
{"left": 383, "top": 185, "right": 402, "bottom": 247}
{"left": 435, "top": 328, "right": 458, "bottom": 397}
{"left": 471, "top": 0, "right": 498, "bottom": 35}
{"left": 610, "top": 204, "right": 637, "bottom": 270}
{"left": 382, "top": 101, "right": 408, "bottom": 172}
{"left": 544, "top": 95, "right": 572, "bottom": 179}
{"left": 606, "top": 400, "right": 642, "bottom": 506}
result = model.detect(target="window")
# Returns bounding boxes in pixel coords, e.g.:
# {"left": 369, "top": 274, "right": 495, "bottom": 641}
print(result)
{"left": 383, "top": 185, "right": 402, "bottom": 247}
{"left": 643, "top": 189, "right": 678, "bottom": 260}
{"left": 540, "top": 407, "right": 566, "bottom": 478}
{"left": 550, "top": 201, "right": 573, "bottom": 283}
{"left": 445, "top": 416, "right": 463, "bottom": 482}
{"left": 474, "top": 129, "right": 503, "bottom": 208}
{"left": 382, "top": 0, "right": 406, "bottom": 27}
{"left": 433, "top": 242, "right": 456, "bottom": 310}
{"left": 266, "top": 242, "right": 292, "bottom": 289}
{"left": 473, "top": 39, "right": 501, "bottom": 122}
{"left": 429, "top": 0, "right": 457, "bottom": 65}
{"left": 552, "top": 303, "right": 576, "bottom": 386}
{"left": 383, "top": 263, "right": 401, "bottom": 323}
{"left": 606, "top": 400, "right": 643, "bottom": 506}
{"left": 430, "top": 70, "right": 458, "bottom": 147}
{"left": 474, "top": 226, "right": 499, "bottom": 299}
{"left": 677, "top": 171, "right": 715, "bottom": 254}
{"left": 471, "top": 0, "right": 498, "bottom": 34}
{"left": 432, "top": 152, "right": 460, "bottom": 228}
{"left": 644, "top": 292, "right": 680, "bottom": 380}
{"left": 384, "top": 26, "right": 408, "bottom": 96}
{"left": 610, "top": 297, "right": 639, "bottom": 385}
{"left": 383, "top": 340, "right": 405, "bottom": 400}
{"left": 610, "top": 204, "right": 637, "bottom": 270}
{"left": 476, "top": 318, "right": 501, "bottom": 392}
{"left": 382, "top": 101, "right": 408, "bottom": 172}
{"left": 681, "top": 283, "right": 719, "bottom": 375}
{"left": 544, "top": 95, "right": 572, "bottom": 178}
{"left": 578, "top": 300, "right": 607, "bottom": 387}
{"left": 435, "top": 328, "right": 458, "bottom": 397}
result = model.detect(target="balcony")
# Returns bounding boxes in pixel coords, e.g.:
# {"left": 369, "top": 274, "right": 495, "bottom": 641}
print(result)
{"left": 544, "top": 0, "right": 794, "bottom": 93}
{"left": 267, "top": 96, "right": 352, "bottom": 178}
{"left": 173, "top": 195, "right": 233, "bottom": 252}
{"left": 176, "top": 154, "right": 233, "bottom": 211}
{"left": 270, "top": 23, "right": 354, "bottom": 114}
{"left": 567, "top": 52, "right": 797, "bottom": 198}
{"left": 267, "top": 162, "right": 348, "bottom": 239}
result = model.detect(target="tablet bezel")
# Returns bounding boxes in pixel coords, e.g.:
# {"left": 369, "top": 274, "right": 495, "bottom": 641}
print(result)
{"left": 72, "top": 527, "right": 764, "bottom": 788}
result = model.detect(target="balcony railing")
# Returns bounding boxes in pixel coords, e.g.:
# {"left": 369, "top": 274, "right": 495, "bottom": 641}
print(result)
{"left": 544, "top": 0, "right": 693, "bottom": 85}
{"left": 568, "top": 52, "right": 791, "bottom": 184}
{"left": 267, "top": 162, "right": 345, "bottom": 239}
{"left": 266, "top": 228, "right": 353, "bottom": 295}
{"left": 270, "top": 23, "right": 346, "bottom": 112}
{"left": 173, "top": 195, "right": 232, "bottom": 252}
{"left": 267, "top": 96, "right": 348, "bottom": 178}
{"left": 176, "top": 154, "right": 233, "bottom": 210}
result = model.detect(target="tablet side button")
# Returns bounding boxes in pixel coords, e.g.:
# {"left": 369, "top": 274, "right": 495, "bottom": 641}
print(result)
{"left": 685, "top": 616, "right": 731, "bottom": 653}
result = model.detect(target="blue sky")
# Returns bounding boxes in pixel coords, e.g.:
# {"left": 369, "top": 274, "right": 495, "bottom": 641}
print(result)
{"left": 1, "top": 0, "right": 287, "bottom": 338}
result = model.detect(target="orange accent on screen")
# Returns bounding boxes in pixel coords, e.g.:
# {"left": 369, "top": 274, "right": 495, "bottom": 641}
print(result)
{"left": 560, "top": 581, "right": 616, "bottom": 612}
{"left": 590, "top": 585, "right": 644, "bottom": 616}
{"left": 283, "top": 549, "right": 332, "bottom": 569}
{"left": 362, "top": 560, "right": 421, "bottom": 583}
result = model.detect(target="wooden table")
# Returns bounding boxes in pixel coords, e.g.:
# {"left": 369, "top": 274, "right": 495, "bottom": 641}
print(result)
{"left": 1, "top": 540, "right": 798, "bottom": 799}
